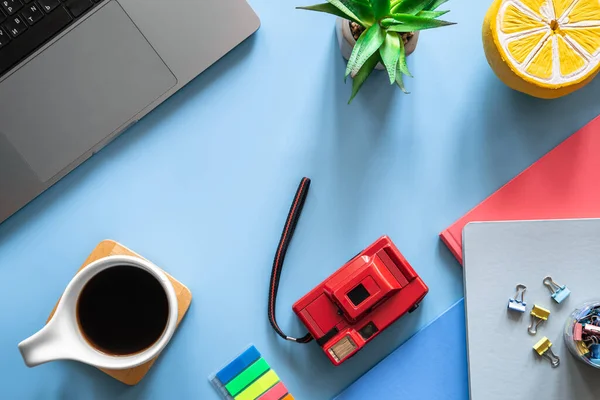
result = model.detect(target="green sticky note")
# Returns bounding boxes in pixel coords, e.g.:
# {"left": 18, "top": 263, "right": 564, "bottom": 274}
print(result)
{"left": 234, "top": 369, "right": 279, "bottom": 400}
{"left": 225, "top": 358, "right": 271, "bottom": 396}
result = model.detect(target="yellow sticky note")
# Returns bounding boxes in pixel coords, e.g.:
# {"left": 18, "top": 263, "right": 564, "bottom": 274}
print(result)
{"left": 234, "top": 370, "right": 279, "bottom": 400}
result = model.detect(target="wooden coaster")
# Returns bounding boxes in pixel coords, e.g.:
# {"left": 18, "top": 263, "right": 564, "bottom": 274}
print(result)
{"left": 46, "top": 240, "right": 192, "bottom": 385}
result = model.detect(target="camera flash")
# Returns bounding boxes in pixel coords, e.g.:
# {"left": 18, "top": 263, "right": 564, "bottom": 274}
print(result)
{"left": 328, "top": 336, "right": 358, "bottom": 363}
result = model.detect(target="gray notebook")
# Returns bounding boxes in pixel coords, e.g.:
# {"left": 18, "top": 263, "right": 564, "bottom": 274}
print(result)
{"left": 462, "top": 219, "right": 600, "bottom": 400}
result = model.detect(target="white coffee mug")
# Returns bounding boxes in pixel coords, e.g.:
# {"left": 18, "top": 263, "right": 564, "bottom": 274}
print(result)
{"left": 18, "top": 255, "right": 179, "bottom": 370}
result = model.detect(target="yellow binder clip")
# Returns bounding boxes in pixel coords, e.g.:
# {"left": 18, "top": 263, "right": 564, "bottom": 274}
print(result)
{"left": 533, "top": 337, "right": 560, "bottom": 367}
{"left": 528, "top": 305, "right": 550, "bottom": 335}
{"left": 576, "top": 340, "right": 590, "bottom": 356}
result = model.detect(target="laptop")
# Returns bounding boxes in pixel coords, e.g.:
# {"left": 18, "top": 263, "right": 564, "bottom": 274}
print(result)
{"left": 0, "top": 0, "right": 260, "bottom": 223}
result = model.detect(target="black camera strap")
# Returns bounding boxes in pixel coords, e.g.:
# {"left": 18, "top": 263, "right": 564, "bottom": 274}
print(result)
{"left": 268, "top": 177, "right": 314, "bottom": 344}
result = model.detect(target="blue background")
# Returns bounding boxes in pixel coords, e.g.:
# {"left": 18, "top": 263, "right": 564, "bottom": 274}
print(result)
{"left": 2, "top": 0, "right": 600, "bottom": 398}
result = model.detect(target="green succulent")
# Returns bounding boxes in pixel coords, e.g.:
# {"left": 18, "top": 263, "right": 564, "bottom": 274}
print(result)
{"left": 298, "top": 0, "right": 455, "bottom": 103}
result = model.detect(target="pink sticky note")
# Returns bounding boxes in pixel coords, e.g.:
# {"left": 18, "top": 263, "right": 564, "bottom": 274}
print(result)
{"left": 258, "top": 381, "right": 289, "bottom": 400}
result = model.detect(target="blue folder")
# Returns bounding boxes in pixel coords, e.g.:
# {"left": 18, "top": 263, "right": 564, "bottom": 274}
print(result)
{"left": 335, "top": 299, "right": 468, "bottom": 400}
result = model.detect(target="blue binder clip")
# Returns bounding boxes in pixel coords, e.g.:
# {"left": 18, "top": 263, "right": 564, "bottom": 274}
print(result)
{"left": 590, "top": 344, "right": 600, "bottom": 360}
{"left": 543, "top": 276, "right": 570, "bottom": 304}
{"left": 508, "top": 284, "right": 527, "bottom": 313}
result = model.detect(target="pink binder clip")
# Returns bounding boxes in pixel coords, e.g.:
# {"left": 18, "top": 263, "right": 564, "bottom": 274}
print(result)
{"left": 584, "top": 324, "right": 600, "bottom": 335}
{"left": 574, "top": 323, "right": 583, "bottom": 341}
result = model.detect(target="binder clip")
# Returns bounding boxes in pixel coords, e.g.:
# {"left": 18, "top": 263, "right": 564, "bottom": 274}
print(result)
{"left": 533, "top": 337, "right": 560, "bottom": 368}
{"left": 584, "top": 324, "right": 600, "bottom": 335}
{"left": 543, "top": 276, "right": 570, "bottom": 304}
{"left": 589, "top": 344, "right": 600, "bottom": 366}
{"left": 528, "top": 305, "right": 550, "bottom": 335}
{"left": 574, "top": 323, "right": 583, "bottom": 341}
{"left": 507, "top": 284, "right": 527, "bottom": 313}
{"left": 576, "top": 340, "right": 590, "bottom": 356}
{"left": 590, "top": 344, "right": 600, "bottom": 359}
{"left": 584, "top": 335, "right": 599, "bottom": 348}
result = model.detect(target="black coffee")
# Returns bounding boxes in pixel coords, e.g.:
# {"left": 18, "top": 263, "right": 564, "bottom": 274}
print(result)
{"left": 77, "top": 266, "right": 169, "bottom": 355}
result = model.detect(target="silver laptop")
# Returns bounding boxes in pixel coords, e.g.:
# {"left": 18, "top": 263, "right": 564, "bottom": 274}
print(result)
{"left": 0, "top": 0, "right": 259, "bottom": 223}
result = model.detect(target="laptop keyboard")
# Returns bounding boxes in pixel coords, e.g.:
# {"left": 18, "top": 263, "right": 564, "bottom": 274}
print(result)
{"left": 0, "top": 0, "right": 101, "bottom": 78}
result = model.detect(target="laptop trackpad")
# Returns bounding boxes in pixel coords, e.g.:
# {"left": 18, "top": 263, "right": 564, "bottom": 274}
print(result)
{"left": 0, "top": 1, "right": 176, "bottom": 182}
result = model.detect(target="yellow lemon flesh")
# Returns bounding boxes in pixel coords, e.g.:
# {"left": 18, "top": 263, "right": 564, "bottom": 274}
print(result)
{"left": 483, "top": 0, "right": 600, "bottom": 98}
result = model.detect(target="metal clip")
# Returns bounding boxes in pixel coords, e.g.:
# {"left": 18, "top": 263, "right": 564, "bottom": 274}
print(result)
{"left": 528, "top": 305, "right": 550, "bottom": 335}
{"left": 584, "top": 335, "right": 599, "bottom": 347}
{"left": 533, "top": 337, "right": 560, "bottom": 367}
{"left": 507, "top": 284, "right": 527, "bottom": 313}
{"left": 543, "top": 276, "right": 571, "bottom": 304}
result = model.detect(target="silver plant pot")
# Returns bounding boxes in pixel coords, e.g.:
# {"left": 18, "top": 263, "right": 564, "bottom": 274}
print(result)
{"left": 335, "top": 17, "right": 419, "bottom": 71}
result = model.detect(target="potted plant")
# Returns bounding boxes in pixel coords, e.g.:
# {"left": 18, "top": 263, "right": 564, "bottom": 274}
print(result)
{"left": 298, "top": 0, "right": 455, "bottom": 102}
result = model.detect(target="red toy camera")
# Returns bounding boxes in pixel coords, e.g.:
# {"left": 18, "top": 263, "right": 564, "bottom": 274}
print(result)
{"left": 292, "top": 236, "right": 428, "bottom": 365}
{"left": 267, "top": 178, "right": 428, "bottom": 366}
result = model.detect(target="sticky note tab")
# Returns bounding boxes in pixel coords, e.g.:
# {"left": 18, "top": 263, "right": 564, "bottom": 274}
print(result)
{"left": 257, "top": 381, "right": 289, "bottom": 400}
{"left": 226, "top": 358, "right": 270, "bottom": 396}
{"left": 281, "top": 394, "right": 295, "bottom": 400}
{"left": 216, "top": 346, "right": 261, "bottom": 385}
{"left": 235, "top": 370, "right": 279, "bottom": 400}
{"left": 210, "top": 345, "right": 293, "bottom": 400}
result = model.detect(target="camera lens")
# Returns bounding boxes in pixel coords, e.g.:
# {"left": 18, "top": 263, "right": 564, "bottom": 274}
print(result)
{"left": 359, "top": 322, "right": 379, "bottom": 340}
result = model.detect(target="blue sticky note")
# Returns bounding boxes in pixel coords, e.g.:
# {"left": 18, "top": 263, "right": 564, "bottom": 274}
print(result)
{"left": 215, "top": 345, "right": 261, "bottom": 385}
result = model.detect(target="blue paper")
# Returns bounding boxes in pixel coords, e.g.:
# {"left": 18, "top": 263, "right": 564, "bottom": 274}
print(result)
{"left": 335, "top": 299, "right": 469, "bottom": 400}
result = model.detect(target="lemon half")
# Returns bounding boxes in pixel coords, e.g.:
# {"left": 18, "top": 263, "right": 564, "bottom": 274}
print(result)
{"left": 483, "top": 0, "right": 600, "bottom": 98}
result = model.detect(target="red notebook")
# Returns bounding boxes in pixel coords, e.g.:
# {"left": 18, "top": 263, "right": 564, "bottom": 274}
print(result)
{"left": 440, "top": 115, "right": 600, "bottom": 265}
